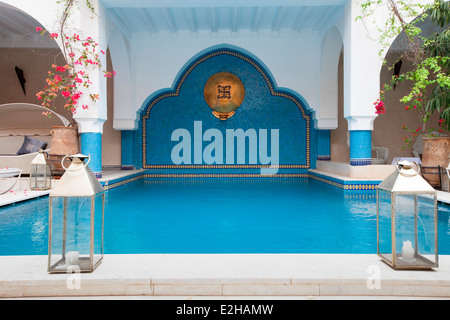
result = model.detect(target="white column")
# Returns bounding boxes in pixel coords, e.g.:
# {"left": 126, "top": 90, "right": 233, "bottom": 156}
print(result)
{"left": 68, "top": 0, "right": 108, "bottom": 176}
{"left": 70, "top": 0, "right": 108, "bottom": 134}
{"left": 335, "top": 0, "right": 384, "bottom": 165}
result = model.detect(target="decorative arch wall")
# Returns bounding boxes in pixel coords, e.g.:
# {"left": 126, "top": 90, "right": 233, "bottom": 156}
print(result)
{"left": 134, "top": 46, "right": 317, "bottom": 177}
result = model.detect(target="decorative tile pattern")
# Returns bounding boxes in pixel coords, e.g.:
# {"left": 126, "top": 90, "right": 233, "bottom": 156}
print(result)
{"left": 350, "top": 158, "right": 372, "bottom": 166}
{"left": 144, "top": 173, "right": 309, "bottom": 178}
{"left": 308, "top": 171, "right": 380, "bottom": 191}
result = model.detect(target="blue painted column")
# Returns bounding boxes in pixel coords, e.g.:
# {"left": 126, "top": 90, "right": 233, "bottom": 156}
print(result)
{"left": 121, "top": 130, "right": 135, "bottom": 170}
{"left": 349, "top": 130, "right": 372, "bottom": 166}
{"left": 317, "top": 130, "right": 331, "bottom": 161}
{"left": 80, "top": 132, "right": 103, "bottom": 178}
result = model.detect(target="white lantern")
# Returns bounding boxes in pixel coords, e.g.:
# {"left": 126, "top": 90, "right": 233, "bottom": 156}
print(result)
{"left": 377, "top": 161, "right": 438, "bottom": 270}
{"left": 30, "top": 150, "right": 51, "bottom": 191}
{"left": 48, "top": 154, "right": 105, "bottom": 273}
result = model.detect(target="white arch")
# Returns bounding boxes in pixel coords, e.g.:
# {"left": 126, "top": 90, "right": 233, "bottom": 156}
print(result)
{"left": 0, "top": 0, "right": 64, "bottom": 51}
{"left": 317, "top": 26, "right": 343, "bottom": 130}
{"left": 0, "top": 103, "right": 70, "bottom": 127}
{"left": 107, "top": 29, "right": 135, "bottom": 130}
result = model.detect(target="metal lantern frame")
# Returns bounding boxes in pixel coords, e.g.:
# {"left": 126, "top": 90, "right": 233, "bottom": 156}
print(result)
{"left": 48, "top": 154, "right": 105, "bottom": 274}
{"left": 30, "top": 149, "right": 52, "bottom": 191}
{"left": 376, "top": 161, "right": 439, "bottom": 270}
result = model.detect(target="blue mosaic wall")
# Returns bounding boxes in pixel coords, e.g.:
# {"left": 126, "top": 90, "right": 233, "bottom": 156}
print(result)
{"left": 133, "top": 47, "right": 317, "bottom": 176}
{"left": 349, "top": 130, "right": 372, "bottom": 166}
{"left": 317, "top": 130, "right": 331, "bottom": 161}
{"left": 80, "top": 132, "right": 102, "bottom": 177}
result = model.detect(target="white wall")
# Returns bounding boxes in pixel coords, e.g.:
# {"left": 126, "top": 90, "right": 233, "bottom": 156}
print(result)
{"left": 115, "top": 34, "right": 322, "bottom": 129}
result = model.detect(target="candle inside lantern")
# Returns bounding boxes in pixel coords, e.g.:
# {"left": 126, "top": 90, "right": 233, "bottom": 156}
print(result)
{"left": 65, "top": 251, "right": 79, "bottom": 266}
{"left": 402, "top": 240, "right": 414, "bottom": 263}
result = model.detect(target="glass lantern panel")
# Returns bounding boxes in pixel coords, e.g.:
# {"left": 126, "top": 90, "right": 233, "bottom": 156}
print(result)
{"left": 394, "top": 193, "right": 437, "bottom": 267}
{"left": 31, "top": 164, "right": 50, "bottom": 190}
{"left": 93, "top": 193, "right": 105, "bottom": 268}
{"left": 416, "top": 194, "right": 437, "bottom": 265}
{"left": 377, "top": 189, "right": 393, "bottom": 262}
{"left": 49, "top": 196, "right": 94, "bottom": 272}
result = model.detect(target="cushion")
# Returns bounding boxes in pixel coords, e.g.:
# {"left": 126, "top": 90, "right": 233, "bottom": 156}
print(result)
{"left": 16, "top": 135, "right": 48, "bottom": 155}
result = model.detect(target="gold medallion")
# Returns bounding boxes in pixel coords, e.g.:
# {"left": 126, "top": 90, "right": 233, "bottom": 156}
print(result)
{"left": 204, "top": 72, "right": 245, "bottom": 120}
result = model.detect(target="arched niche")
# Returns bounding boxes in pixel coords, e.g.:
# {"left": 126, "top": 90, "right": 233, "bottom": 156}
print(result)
{"left": 137, "top": 45, "right": 317, "bottom": 175}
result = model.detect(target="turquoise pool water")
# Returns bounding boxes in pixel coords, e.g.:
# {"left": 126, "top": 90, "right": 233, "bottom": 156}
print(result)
{"left": 1, "top": 178, "right": 449, "bottom": 255}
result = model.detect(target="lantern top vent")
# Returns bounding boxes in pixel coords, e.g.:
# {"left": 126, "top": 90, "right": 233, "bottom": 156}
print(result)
{"left": 50, "top": 154, "right": 104, "bottom": 197}
{"left": 377, "top": 161, "right": 436, "bottom": 194}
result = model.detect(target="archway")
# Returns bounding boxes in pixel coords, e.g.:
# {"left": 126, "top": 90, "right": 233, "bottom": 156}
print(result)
{"left": 135, "top": 46, "right": 317, "bottom": 176}
{"left": 0, "top": 2, "right": 70, "bottom": 120}
{"left": 373, "top": 13, "right": 446, "bottom": 164}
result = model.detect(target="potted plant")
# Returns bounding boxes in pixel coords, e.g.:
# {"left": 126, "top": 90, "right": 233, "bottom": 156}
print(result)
{"left": 360, "top": 0, "right": 450, "bottom": 186}
{"left": 35, "top": 0, "right": 115, "bottom": 174}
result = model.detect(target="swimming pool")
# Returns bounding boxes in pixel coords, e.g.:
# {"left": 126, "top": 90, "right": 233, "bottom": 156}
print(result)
{"left": 1, "top": 178, "right": 449, "bottom": 255}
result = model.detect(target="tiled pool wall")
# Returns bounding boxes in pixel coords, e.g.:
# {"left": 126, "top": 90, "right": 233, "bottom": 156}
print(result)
{"left": 100, "top": 170, "right": 381, "bottom": 193}
{"left": 122, "top": 47, "right": 325, "bottom": 177}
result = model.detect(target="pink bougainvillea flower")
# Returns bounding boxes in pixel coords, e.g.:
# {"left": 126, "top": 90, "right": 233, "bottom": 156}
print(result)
{"left": 374, "top": 100, "right": 385, "bottom": 115}
{"left": 36, "top": 27, "right": 43, "bottom": 32}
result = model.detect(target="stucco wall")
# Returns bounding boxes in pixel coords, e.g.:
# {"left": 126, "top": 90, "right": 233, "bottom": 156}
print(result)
{"left": 0, "top": 48, "right": 71, "bottom": 121}
{"left": 373, "top": 52, "right": 443, "bottom": 164}
{"left": 102, "top": 49, "right": 121, "bottom": 166}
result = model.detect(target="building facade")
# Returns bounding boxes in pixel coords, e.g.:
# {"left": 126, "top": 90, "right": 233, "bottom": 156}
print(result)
{"left": 1, "top": 0, "right": 427, "bottom": 177}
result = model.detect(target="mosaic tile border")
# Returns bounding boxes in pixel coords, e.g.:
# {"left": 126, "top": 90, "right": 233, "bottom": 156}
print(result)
{"left": 96, "top": 170, "right": 381, "bottom": 194}
{"left": 100, "top": 172, "right": 145, "bottom": 191}
{"left": 144, "top": 173, "right": 309, "bottom": 179}
{"left": 141, "top": 48, "right": 311, "bottom": 171}
{"left": 308, "top": 171, "right": 381, "bottom": 191}
{"left": 317, "top": 156, "right": 331, "bottom": 161}
{"left": 97, "top": 170, "right": 380, "bottom": 194}
{"left": 350, "top": 158, "right": 372, "bottom": 166}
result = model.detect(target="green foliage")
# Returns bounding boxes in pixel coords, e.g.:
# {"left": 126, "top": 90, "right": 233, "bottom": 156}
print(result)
{"left": 359, "top": 0, "right": 450, "bottom": 142}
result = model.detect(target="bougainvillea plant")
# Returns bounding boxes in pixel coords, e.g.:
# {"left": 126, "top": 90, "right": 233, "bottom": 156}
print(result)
{"left": 36, "top": 0, "right": 115, "bottom": 116}
{"left": 358, "top": 0, "right": 449, "bottom": 150}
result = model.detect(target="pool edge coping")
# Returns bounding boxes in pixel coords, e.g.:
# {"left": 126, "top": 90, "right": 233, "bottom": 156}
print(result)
{"left": 1, "top": 254, "right": 449, "bottom": 299}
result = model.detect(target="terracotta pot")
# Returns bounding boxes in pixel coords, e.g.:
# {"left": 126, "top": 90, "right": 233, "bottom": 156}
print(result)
{"left": 421, "top": 137, "right": 450, "bottom": 187}
{"left": 49, "top": 126, "right": 80, "bottom": 177}
{"left": 50, "top": 126, "right": 79, "bottom": 155}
